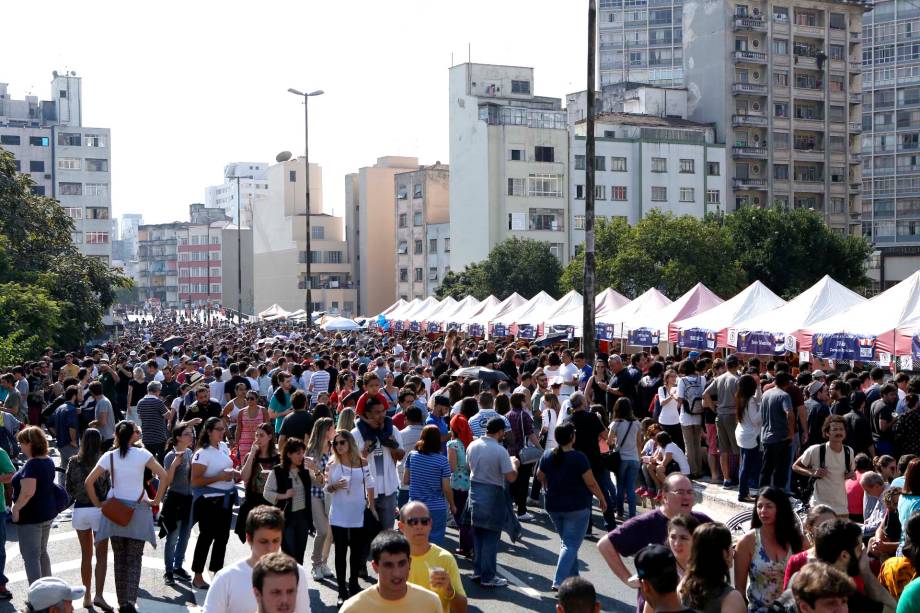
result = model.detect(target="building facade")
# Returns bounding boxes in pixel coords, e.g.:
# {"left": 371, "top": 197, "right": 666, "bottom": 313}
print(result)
{"left": 253, "top": 158, "right": 356, "bottom": 317}
{"left": 599, "top": 0, "right": 686, "bottom": 87}
{"left": 205, "top": 162, "right": 269, "bottom": 227}
{"left": 682, "top": 0, "right": 867, "bottom": 233}
{"left": 448, "top": 63, "right": 570, "bottom": 272}
{"left": 395, "top": 163, "right": 450, "bottom": 300}
{"left": 345, "top": 156, "right": 420, "bottom": 316}
{"left": 860, "top": 0, "right": 920, "bottom": 289}
{"left": 0, "top": 72, "right": 112, "bottom": 263}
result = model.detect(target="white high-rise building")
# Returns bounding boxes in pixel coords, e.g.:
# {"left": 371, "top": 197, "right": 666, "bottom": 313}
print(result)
{"left": 0, "top": 71, "right": 112, "bottom": 263}
{"left": 448, "top": 63, "right": 569, "bottom": 272}
{"left": 205, "top": 162, "right": 269, "bottom": 227}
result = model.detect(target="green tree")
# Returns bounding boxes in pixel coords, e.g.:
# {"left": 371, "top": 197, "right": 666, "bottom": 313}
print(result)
{"left": 436, "top": 263, "right": 489, "bottom": 300}
{"left": 0, "top": 282, "right": 61, "bottom": 362}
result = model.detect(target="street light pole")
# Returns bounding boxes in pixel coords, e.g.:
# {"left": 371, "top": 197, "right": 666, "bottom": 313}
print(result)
{"left": 287, "top": 88, "right": 324, "bottom": 332}
{"left": 583, "top": 0, "right": 597, "bottom": 364}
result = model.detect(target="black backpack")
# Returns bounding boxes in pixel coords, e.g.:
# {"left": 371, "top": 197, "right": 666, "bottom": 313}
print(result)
{"left": 797, "top": 443, "right": 851, "bottom": 506}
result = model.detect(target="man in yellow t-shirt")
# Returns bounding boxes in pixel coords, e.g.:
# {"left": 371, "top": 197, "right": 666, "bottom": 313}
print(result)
{"left": 340, "top": 530, "right": 441, "bottom": 612}
{"left": 398, "top": 501, "right": 468, "bottom": 613}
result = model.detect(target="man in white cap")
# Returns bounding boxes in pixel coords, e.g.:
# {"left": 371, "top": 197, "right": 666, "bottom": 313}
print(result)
{"left": 25, "top": 577, "right": 84, "bottom": 613}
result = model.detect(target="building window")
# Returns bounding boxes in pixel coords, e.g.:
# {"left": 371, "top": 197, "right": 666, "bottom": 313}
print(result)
{"left": 397, "top": 184, "right": 407, "bottom": 199}
{"left": 829, "top": 12, "right": 846, "bottom": 29}
{"left": 611, "top": 157, "right": 627, "bottom": 171}
{"left": 774, "top": 164, "right": 789, "bottom": 179}
{"left": 413, "top": 211, "right": 423, "bottom": 226}
{"left": 508, "top": 213, "right": 526, "bottom": 231}
{"left": 595, "top": 185, "right": 607, "bottom": 200}
{"left": 397, "top": 241, "right": 408, "bottom": 254}
{"left": 399, "top": 268, "right": 408, "bottom": 282}
{"left": 288, "top": 170, "right": 296, "bottom": 182}
{"left": 509, "top": 148, "right": 525, "bottom": 161}
{"left": 534, "top": 146, "right": 555, "bottom": 162}
{"left": 595, "top": 156, "right": 606, "bottom": 171}
{"left": 527, "top": 174, "right": 562, "bottom": 197}
{"left": 85, "top": 158, "right": 108, "bottom": 172}
{"left": 84, "top": 134, "right": 106, "bottom": 147}
{"left": 775, "top": 102, "right": 789, "bottom": 118}
{"left": 85, "top": 183, "right": 108, "bottom": 197}
{"left": 651, "top": 157, "right": 667, "bottom": 172}
{"left": 86, "top": 232, "right": 110, "bottom": 244}
{"left": 327, "top": 251, "right": 343, "bottom": 263}
{"left": 575, "top": 155, "right": 586, "bottom": 170}
{"left": 57, "top": 158, "right": 81, "bottom": 170}
{"left": 511, "top": 80, "right": 531, "bottom": 94}
{"left": 31, "top": 185, "right": 45, "bottom": 196}
{"left": 773, "top": 38, "right": 788, "bottom": 55}
{"left": 612, "top": 186, "right": 628, "bottom": 200}
{"left": 774, "top": 132, "right": 790, "bottom": 149}
{"left": 86, "top": 207, "right": 109, "bottom": 219}
{"left": 71, "top": 232, "right": 82, "bottom": 243}
{"left": 429, "top": 238, "right": 438, "bottom": 253}
{"left": 774, "top": 71, "right": 789, "bottom": 86}
{"left": 414, "top": 239, "right": 423, "bottom": 254}
{"left": 30, "top": 136, "right": 49, "bottom": 147}
{"left": 706, "top": 190, "right": 721, "bottom": 204}
{"left": 549, "top": 243, "right": 564, "bottom": 260}
{"left": 413, "top": 183, "right": 422, "bottom": 198}
{"left": 507, "top": 178, "right": 525, "bottom": 196}
{"left": 830, "top": 197, "right": 845, "bottom": 213}
{"left": 398, "top": 213, "right": 407, "bottom": 228}
{"left": 429, "top": 267, "right": 439, "bottom": 281}
{"left": 575, "top": 215, "right": 585, "bottom": 230}
{"left": 444, "top": 238, "right": 450, "bottom": 252}
{"left": 63, "top": 207, "right": 83, "bottom": 219}
{"left": 679, "top": 159, "right": 695, "bottom": 173}
{"left": 415, "top": 268, "right": 423, "bottom": 282}
{"left": 829, "top": 44, "right": 845, "bottom": 61}
{"left": 12, "top": 160, "right": 19, "bottom": 172}
{"left": 311, "top": 226, "right": 324, "bottom": 239}
{"left": 575, "top": 185, "right": 585, "bottom": 199}
{"left": 0, "top": 135, "right": 20, "bottom": 146}
{"left": 529, "top": 208, "right": 565, "bottom": 231}
{"left": 679, "top": 187, "right": 695, "bottom": 202}
{"left": 58, "top": 133, "right": 81, "bottom": 146}
{"left": 651, "top": 186, "right": 667, "bottom": 201}
{"left": 28, "top": 160, "right": 44, "bottom": 173}
{"left": 707, "top": 162, "right": 720, "bottom": 176}
{"left": 774, "top": 6, "right": 788, "bottom": 21}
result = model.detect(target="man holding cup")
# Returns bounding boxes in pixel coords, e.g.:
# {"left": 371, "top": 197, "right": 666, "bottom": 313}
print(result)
{"left": 398, "top": 500, "right": 468, "bottom": 612}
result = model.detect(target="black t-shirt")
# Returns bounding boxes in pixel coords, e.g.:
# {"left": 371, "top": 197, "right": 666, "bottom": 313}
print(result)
{"left": 844, "top": 410, "right": 874, "bottom": 455}
{"left": 498, "top": 361, "right": 519, "bottom": 383}
{"left": 566, "top": 409, "right": 605, "bottom": 470}
{"left": 161, "top": 380, "right": 181, "bottom": 404}
{"left": 279, "top": 410, "right": 315, "bottom": 443}
{"left": 182, "top": 400, "right": 222, "bottom": 422}
{"left": 609, "top": 367, "right": 638, "bottom": 409}
{"left": 394, "top": 373, "right": 407, "bottom": 388}
{"left": 128, "top": 380, "right": 148, "bottom": 405}
{"left": 804, "top": 399, "right": 830, "bottom": 448}
{"left": 476, "top": 352, "right": 497, "bottom": 367}
{"left": 223, "top": 376, "right": 251, "bottom": 400}
{"left": 870, "top": 399, "right": 896, "bottom": 444}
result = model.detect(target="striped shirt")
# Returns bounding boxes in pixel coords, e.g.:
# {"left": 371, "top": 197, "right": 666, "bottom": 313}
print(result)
{"left": 137, "top": 394, "right": 169, "bottom": 444}
{"left": 309, "top": 371, "right": 330, "bottom": 403}
{"left": 405, "top": 451, "right": 451, "bottom": 511}
{"left": 468, "top": 410, "right": 512, "bottom": 439}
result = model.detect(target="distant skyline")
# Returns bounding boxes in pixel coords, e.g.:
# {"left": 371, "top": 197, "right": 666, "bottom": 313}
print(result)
{"left": 3, "top": 0, "right": 586, "bottom": 223}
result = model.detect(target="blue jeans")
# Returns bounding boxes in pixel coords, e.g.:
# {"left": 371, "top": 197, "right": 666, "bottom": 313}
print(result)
{"left": 593, "top": 468, "right": 617, "bottom": 531}
{"left": 164, "top": 518, "right": 192, "bottom": 572}
{"left": 739, "top": 446, "right": 762, "bottom": 499}
{"left": 473, "top": 527, "right": 501, "bottom": 582}
{"left": 548, "top": 508, "right": 590, "bottom": 587}
{"left": 615, "top": 460, "right": 640, "bottom": 518}
{"left": 429, "top": 507, "right": 447, "bottom": 547}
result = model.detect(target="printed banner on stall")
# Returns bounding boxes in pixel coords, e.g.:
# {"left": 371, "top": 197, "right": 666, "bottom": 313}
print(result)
{"left": 492, "top": 323, "right": 509, "bottom": 337}
{"left": 409, "top": 321, "right": 420, "bottom": 333}
{"left": 628, "top": 328, "right": 660, "bottom": 347}
{"left": 913, "top": 334, "right": 920, "bottom": 361}
{"left": 426, "top": 322, "right": 440, "bottom": 333}
{"left": 446, "top": 322, "right": 461, "bottom": 332}
{"left": 517, "top": 324, "right": 537, "bottom": 339}
{"left": 735, "top": 331, "right": 785, "bottom": 355}
{"left": 468, "top": 324, "right": 484, "bottom": 338}
{"left": 812, "top": 333, "right": 876, "bottom": 361}
{"left": 595, "top": 323, "right": 615, "bottom": 341}
{"left": 677, "top": 328, "right": 717, "bottom": 351}
{"left": 394, "top": 320, "right": 404, "bottom": 332}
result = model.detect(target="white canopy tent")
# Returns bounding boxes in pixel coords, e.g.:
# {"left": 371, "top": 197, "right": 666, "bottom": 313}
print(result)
{"left": 597, "top": 288, "right": 672, "bottom": 338}
{"left": 621, "top": 283, "right": 724, "bottom": 344}
{"left": 384, "top": 298, "right": 420, "bottom": 321}
{"left": 541, "top": 290, "right": 583, "bottom": 325}
{"left": 401, "top": 297, "right": 442, "bottom": 323}
{"left": 322, "top": 316, "right": 362, "bottom": 332}
{"left": 430, "top": 296, "right": 480, "bottom": 324}
{"left": 492, "top": 291, "right": 560, "bottom": 326}
{"left": 379, "top": 299, "right": 407, "bottom": 317}
{"left": 670, "top": 280, "right": 786, "bottom": 348}
{"left": 423, "top": 297, "right": 456, "bottom": 322}
{"left": 595, "top": 288, "right": 632, "bottom": 318}
{"left": 258, "top": 304, "right": 291, "bottom": 320}
{"left": 470, "top": 293, "right": 527, "bottom": 326}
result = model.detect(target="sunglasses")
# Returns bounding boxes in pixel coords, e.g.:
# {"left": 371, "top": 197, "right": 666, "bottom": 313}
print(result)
{"left": 405, "top": 517, "right": 431, "bottom": 526}
{"left": 334, "top": 440, "right": 349, "bottom": 447}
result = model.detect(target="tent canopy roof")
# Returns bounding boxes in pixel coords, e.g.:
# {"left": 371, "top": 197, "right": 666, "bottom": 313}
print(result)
{"left": 624, "top": 283, "right": 723, "bottom": 335}
{"left": 493, "top": 291, "right": 560, "bottom": 326}
{"left": 597, "top": 288, "right": 672, "bottom": 326}
{"left": 672, "top": 280, "right": 785, "bottom": 335}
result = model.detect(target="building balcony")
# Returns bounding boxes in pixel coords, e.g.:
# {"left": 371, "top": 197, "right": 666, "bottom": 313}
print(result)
{"left": 733, "top": 16, "right": 767, "bottom": 31}
{"left": 793, "top": 117, "right": 825, "bottom": 129}
{"left": 793, "top": 55, "right": 818, "bottom": 69}
{"left": 794, "top": 23, "right": 825, "bottom": 38}
{"left": 734, "top": 50, "right": 768, "bottom": 63}
{"left": 850, "top": 182, "right": 862, "bottom": 193}
{"left": 733, "top": 177, "right": 768, "bottom": 189}
{"left": 849, "top": 92, "right": 862, "bottom": 103}
{"left": 850, "top": 30, "right": 860, "bottom": 41}
{"left": 732, "top": 114, "right": 769, "bottom": 127}
{"left": 851, "top": 152, "right": 863, "bottom": 163}
{"left": 732, "top": 145, "right": 769, "bottom": 158}
{"left": 793, "top": 148, "right": 825, "bottom": 161}
{"left": 732, "top": 82, "right": 768, "bottom": 96}
{"left": 793, "top": 86, "right": 825, "bottom": 100}
{"left": 793, "top": 179, "right": 825, "bottom": 191}
{"left": 848, "top": 122, "right": 863, "bottom": 133}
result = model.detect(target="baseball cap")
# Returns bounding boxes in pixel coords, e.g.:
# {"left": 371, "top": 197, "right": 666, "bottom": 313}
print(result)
{"left": 688, "top": 351, "right": 700, "bottom": 360}
{"left": 27, "top": 577, "right": 85, "bottom": 610}
{"left": 635, "top": 544, "right": 677, "bottom": 582}
{"left": 812, "top": 369, "right": 827, "bottom": 379}
{"left": 129, "top": 350, "right": 138, "bottom": 357}
{"left": 807, "top": 380, "right": 825, "bottom": 396}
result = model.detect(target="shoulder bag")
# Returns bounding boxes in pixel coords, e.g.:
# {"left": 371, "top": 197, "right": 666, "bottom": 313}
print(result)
{"left": 602, "top": 420, "right": 634, "bottom": 474}
{"left": 100, "top": 452, "right": 145, "bottom": 527}
{"left": 516, "top": 411, "right": 543, "bottom": 465}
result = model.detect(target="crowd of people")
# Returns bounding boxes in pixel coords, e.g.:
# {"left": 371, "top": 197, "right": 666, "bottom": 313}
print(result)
{"left": 5, "top": 306, "right": 920, "bottom": 612}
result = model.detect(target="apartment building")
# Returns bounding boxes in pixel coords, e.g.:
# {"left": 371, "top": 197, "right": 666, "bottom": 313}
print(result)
{"left": 205, "top": 162, "right": 269, "bottom": 227}
{"left": 598, "top": 0, "right": 686, "bottom": 87}
{"left": 254, "top": 158, "right": 356, "bottom": 317}
{"left": 0, "top": 72, "right": 112, "bottom": 262}
{"left": 683, "top": 0, "right": 868, "bottom": 233}
{"left": 395, "top": 163, "right": 450, "bottom": 300}
{"left": 345, "top": 156, "right": 420, "bottom": 316}
{"left": 860, "top": 0, "right": 920, "bottom": 289}
{"left": 449, "top": 63, "right": 570, "bottom": 271}
{"left": 569, "top": 87, "right": 727, "bottom": 256}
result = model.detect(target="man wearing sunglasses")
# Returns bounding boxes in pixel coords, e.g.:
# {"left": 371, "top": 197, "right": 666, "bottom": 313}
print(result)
{"left": 398, "top": 501, "right": 467, "bottom": 613}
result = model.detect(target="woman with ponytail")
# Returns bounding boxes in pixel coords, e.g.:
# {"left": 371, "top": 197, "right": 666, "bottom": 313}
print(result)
{"left": 536, "top": 421, "right": 608, "bottom": 590}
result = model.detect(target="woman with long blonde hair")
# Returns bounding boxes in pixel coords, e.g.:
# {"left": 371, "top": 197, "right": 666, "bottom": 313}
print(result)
{"left": 305, "top": 417, "right": 335, "bottom": 580}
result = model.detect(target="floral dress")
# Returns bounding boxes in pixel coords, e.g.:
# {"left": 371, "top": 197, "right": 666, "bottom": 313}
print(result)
{"left": 746, "top": 529, "right": 791, "bottom": 613}
{"left": 446, "top": 439, "right": 470, "bottom": 491}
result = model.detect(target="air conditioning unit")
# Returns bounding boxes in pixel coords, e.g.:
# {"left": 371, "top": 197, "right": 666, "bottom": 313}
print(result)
{"left": 44, "top": 174, "right": 51, "bottom": 179}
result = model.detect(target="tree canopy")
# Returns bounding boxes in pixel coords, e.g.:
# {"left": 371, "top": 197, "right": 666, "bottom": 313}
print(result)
{"left": 0, "top": 148, "right": 131, "bottom": 362}
{"left": 436, "top": 237, "right": 563, "bottom": 300}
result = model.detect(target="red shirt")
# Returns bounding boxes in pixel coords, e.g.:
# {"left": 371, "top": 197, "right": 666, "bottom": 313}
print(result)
{"left": 846, "top": 471, "right": 865, "bottom": 516}
{"left": 355, "top": 391, "right": 389, "bottom": 417}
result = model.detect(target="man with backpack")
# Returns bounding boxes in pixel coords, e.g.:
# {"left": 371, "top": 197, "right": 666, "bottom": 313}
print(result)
{"left": 703, "top": 355, "right": 741, "bottom": 489}
{"left": 792, "top": 415, "right": 854, "bottom": 515}
{"left": 676, "top": 360, "right": 706, "bottom": 479}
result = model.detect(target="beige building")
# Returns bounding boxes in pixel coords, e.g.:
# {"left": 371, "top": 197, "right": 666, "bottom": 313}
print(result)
{"left": 253, "top": 158, "right": 356, "bottom": 317}
{"left": 395, "top": 163, "right": 450, "bottom": 300}
{"left": 345, "top": 156, "right": 420, "bottom": 316}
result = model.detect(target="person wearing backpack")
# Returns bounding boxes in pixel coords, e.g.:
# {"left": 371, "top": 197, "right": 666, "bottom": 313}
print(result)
{"left": 792, "top": 415, "right": 855, "bottom": 517}
{"left": 676, "top": 360, "right": 706, "bottom": 479}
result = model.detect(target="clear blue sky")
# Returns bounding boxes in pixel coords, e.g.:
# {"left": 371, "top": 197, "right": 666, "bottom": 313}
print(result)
{"left": 4, "top": 0, "right": 589, "bottom": 222}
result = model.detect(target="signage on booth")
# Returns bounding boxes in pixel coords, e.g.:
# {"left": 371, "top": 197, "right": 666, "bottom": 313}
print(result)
{"left": 812, "top": 333, "right": 876, "bottom": 361}
{"left": 678, "top": 328, "right": 717, "bottom": 351}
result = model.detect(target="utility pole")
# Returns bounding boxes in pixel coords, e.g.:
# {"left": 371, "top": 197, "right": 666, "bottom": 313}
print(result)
{"left": 583, "top": 0, "right": 597, "bottom": 363}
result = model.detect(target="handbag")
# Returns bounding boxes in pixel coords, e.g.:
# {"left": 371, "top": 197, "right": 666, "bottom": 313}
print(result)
{"left": 100, "top": 453, "right": 144, "bottom": 527}
{"left": 360, "top": 464, "right": 381, "bottom": 533}
{"left": 516, "top": 411, "right": 543, "bottom": 465}
{"left": 601, "top": 420, "right": 633, "bottom": 474}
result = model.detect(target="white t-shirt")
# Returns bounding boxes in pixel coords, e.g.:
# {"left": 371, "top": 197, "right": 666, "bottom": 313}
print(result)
{"left": 559, "top": 362, "right": 580, "bottom": 398}
{"left": 657, "top": 387, "right": 681, "bottom": 426}
{"left": 542, "top": 408, "right": 559, "bottom": 450}
{"left": 96, "top": 447, "right": 153, "bottom": 501}
{"left": 203, "top": 557, "right": 311, "bottom": 613}
{"left": 675, "top": 375, "right": 706, "bottom": 427}
{"left": 192, "top": 443, "right": 234, "bottom": 495}
{"left": 328, "top": 463, "right": 375, "bottom": 528}
{"left": 663, "top": 442, "right": 691, "bottom": 474}
{"left": 209, "top": 380, "right": 225, "bottom": 402}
